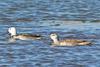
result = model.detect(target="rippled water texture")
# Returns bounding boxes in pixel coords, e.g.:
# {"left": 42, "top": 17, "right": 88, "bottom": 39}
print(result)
{"left": 0, "top": 0, "right": 100, "bottom": 67}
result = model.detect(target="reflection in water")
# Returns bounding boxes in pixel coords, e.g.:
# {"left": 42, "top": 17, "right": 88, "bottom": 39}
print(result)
{"left": 8, "top": 38, "right": 16, "bottom": 43}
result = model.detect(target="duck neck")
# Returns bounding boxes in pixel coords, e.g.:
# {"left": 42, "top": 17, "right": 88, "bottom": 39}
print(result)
{"left": 52, "top": 37, "right": 59, "bottom": 44}
{"left": 11, "top": 33, "right": 16, "bottom": 37}
{"left": 11, "top": 31, "right": 17, "bottom": 37}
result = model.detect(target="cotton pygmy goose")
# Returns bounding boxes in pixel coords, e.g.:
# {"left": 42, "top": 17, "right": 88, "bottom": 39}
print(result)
{"left": 50, "top": 33, "right": 91, "bottom": 46}
{"left": 8, "top": 27, "right": 42, "bottom": 40}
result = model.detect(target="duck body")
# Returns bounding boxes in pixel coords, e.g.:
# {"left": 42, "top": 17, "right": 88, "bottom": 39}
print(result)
{"left": 52, "top": 39, "right": 91, "bottom": 46}
{"left": 8, "top": 27, "right": 42, "bottom": 40}
{"left": 12, "top": 34, "right": 41, "bottom": 40}
{"left": 50, "top": 33, "right": 92, "bottom": 46}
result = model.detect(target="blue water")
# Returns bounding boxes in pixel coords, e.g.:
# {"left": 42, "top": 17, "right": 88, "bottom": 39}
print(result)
{"left": 0, "top": 0, "right": 100, "bottom": 21}
{"left": 0, "top": 0, "right": 100, "bottom": 67}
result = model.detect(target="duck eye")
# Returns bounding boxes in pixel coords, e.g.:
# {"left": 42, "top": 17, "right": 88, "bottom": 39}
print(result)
{"left": 52, "top": 34, "right": 55, "bottom": 36}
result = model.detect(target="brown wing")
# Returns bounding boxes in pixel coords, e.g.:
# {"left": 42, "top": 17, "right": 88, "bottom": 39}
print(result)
{"left": 64, "top": 39, "right": 85, "bottom": 43}
{"left": 16, "top": 34, "right": 41, "bottom": 40}
{"left": 64, "top": 39, "right": 91, "bottom": 45}
{"left": 20, "top": 34, "right": 41, "bottom": 37}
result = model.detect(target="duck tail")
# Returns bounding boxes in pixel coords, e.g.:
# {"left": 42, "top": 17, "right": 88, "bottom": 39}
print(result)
{"left": 79, "top": 42, "right": 92, "bottom": 46}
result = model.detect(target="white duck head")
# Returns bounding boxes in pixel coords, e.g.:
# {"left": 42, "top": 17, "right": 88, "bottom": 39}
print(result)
{"left": 50, "top": 33, "right": 58, "bottom": 40}
{"left": 8, "top": 27, "right": 17, "bottom": 36}
{"left": 50, "top": 33, "right": 59, "bottom": 44}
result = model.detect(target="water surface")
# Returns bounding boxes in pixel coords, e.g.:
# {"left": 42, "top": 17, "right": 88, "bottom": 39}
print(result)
{"left": 0, "top": 0, "right": 100, "bottom": 67}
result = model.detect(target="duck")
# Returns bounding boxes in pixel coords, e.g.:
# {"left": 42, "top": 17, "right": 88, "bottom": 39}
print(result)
{"left": 8, "top": 27, "right": 42, "bottom": 40}
{"left": 50, "top": 33, "right": 91, "bottom": 46}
